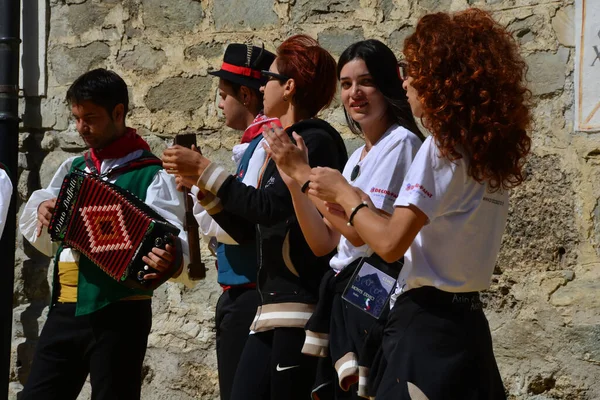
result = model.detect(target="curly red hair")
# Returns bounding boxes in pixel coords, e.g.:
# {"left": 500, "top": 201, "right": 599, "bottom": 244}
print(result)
{"left": 403, "top": 8, "right": 531, "bottom": 191}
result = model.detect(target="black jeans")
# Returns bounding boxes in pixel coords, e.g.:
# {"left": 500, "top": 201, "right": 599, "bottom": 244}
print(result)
{"left": 215, "top": 286, "right": 260, "bottom": 400}
{"left": 20, "top": 300, "right": 152, "bottom": 400}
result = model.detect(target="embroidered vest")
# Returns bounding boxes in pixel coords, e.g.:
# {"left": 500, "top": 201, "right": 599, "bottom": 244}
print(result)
{"left": 216, "top": 135, "right": 261, "bottom": 286}
{"left": 51, "top": 152, "right": 163, "bottom": 316}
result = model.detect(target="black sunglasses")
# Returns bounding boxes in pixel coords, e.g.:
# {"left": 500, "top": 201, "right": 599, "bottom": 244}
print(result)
{"left": 398, "top": 61, "right": 409, "bottom": 81}
{"left": 261, "top": 70, "right": 290, "bottom": 82}
{"left": 351, "top": 164, "right": 360, "bottom": 181}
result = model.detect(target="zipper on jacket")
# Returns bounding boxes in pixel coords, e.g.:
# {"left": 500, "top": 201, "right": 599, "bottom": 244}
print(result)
{"left": 253, "top": 224, "right": 264, "bottom": 332}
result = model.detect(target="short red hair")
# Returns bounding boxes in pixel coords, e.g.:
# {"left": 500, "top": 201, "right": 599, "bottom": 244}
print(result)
{"left": 404, "top": 8, "right": 531, "bottom": 191}
{"left": 276, "top": 35, "right": 337, "bottom": 117}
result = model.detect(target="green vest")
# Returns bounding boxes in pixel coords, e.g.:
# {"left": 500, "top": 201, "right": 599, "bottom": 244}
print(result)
{"left": 51, "top": 152, "right": 163, "bottom": 316}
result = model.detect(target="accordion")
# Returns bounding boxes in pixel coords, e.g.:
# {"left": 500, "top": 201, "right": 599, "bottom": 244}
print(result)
{"left": 48, "top": 170, "right": 180, "bottom": 290}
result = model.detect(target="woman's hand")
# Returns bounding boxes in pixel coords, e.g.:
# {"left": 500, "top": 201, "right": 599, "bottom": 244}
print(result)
{"left": 162, "top": 145, "right": 210, "bottom": 178}
{"left": 308, "top": 167, "right": 354, "bottom": 203}
{"left": 277, "top": 166, "right": 299, "bottom": 189}
{"left": 263, "top": 124, "right": 310, "bottom": 183}
{"left": 324, "top": 201, "right": 346, "bottom": 218}
{"left": 352, "top": 187, "right": 377, "bottom": 211}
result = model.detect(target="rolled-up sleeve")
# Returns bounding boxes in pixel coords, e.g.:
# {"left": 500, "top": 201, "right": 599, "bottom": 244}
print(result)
{"left": 145, "top": 169, "right": 196, "bottom": 288}
{"left": 19, "top": 157, "right": 75, "bottom": 257}
{"left": 190, "top": 185, "right": 238, "bottom": 245}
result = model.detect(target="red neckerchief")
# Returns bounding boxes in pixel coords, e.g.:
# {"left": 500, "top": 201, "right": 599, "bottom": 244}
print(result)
{"left": 89, "top": 128, "right": 151, "bottom": 172}
{"left": 240, "top": 113, "right": 282, "bottom": 144}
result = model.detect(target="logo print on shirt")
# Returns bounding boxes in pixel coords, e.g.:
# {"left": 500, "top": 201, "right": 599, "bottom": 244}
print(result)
{"left": 265, "top": 176, "right": 276, "bottom": 188}
{"left": 370, "top": 187, "right": 398, "bottom": 199}
{"left": 482, "top": 196, "right": 505, "bottom": 206}
{"left": 405, "top": 183, "right": 433, "bottom": 198}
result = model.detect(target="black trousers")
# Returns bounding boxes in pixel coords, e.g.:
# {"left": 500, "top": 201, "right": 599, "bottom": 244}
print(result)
{"left": 369, "top": 287, "right": 506, "bottom": 400}
{"left": 215, "top": 287, "right": 260, "bottom": 400}
{"left": 20, "top": 300, "right": 152, "bottom": 400}
{"left": 230, "top": 328, "right": 318, "bottom": 400}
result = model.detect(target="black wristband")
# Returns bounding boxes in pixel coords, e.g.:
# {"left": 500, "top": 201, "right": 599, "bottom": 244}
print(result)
{"left": 301, "top": 180, "right": 311, "bottom": 194}
{"left": 347, "top": 201, "right": 368, "bottom": 226}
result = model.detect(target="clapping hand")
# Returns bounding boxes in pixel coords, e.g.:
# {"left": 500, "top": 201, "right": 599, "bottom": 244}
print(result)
{"left": 263, "top": 124, "right": 310, "bottom": 184}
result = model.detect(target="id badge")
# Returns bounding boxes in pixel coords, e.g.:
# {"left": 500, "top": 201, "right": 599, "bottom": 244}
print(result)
{"left": 341, "top": 256, "right": 401, "bottom": 319}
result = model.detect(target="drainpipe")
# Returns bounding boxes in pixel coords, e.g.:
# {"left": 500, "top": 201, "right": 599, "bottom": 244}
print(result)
{"left": 0, "top": 0, "right": 21, "bottom": 395}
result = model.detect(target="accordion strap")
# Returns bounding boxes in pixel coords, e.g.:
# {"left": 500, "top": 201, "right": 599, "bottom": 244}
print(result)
{"left": 83, "top": 152, "right": 100, "bottom": 175}
{"left": 83, "top": 151, "right": 163, "bottom": 179}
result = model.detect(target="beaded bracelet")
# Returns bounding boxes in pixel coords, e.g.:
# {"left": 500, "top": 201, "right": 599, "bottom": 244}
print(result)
{"left": 347, "top": 201, "right": 368, "bottom": 226}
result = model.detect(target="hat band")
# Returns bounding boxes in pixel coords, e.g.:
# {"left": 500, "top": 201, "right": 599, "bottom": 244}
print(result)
{"left": 221, "top": 62, "right": 262, "bottom": 79}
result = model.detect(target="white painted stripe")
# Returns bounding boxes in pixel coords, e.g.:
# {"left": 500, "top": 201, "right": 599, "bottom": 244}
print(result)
{"left": 304, "top": 336, "right": 329, "bottom": 347}
{"left": 205, "top": 166, "right": 225, "bottom": 192}
{"left": 256, "top": 311, "right": 312, "bottom": 320}
{"left": 337, "top": 360, "right": 359, "bottom": 376}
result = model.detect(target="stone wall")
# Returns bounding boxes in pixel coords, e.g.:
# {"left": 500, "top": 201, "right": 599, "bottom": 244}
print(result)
{"left": 10, "top": 0, "right": 599, "bottom": 399}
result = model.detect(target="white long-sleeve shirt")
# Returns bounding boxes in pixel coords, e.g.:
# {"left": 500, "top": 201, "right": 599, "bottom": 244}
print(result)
{"left": 19, "top": 150, "right": 195, "bottom": 287}
{"left": 0, "top": 168, "right": 12, "bottom": 238}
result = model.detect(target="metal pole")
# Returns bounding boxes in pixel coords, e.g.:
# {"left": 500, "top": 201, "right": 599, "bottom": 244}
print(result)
{"left": 0, "top": 0, "right": 21, "bottom": 397}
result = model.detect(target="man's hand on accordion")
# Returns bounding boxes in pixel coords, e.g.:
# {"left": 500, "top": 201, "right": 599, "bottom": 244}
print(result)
{"left": 141, "top": 237, "right": 183, "bottom": 280}
{"left": 36, "top": 198, "right": 57, "bottom": 237}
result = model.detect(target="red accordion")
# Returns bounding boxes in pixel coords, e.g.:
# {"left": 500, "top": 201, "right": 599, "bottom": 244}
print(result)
{"left": 48, "top": 170, "right": 180, "bottom": 290}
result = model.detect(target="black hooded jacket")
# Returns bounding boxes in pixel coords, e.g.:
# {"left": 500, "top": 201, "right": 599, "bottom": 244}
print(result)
{"left": 198, "top": 118, "right": 348, "bottom": 331}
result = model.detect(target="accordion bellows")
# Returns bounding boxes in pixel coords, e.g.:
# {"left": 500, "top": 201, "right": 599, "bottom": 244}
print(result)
{"left": 49, "top": 170, "right": 180, "bottom": 290}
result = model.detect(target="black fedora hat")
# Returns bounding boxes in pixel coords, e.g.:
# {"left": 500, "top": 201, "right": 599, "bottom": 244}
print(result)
{"left": 209, "top": 43, "right": 276, "bottom": 90}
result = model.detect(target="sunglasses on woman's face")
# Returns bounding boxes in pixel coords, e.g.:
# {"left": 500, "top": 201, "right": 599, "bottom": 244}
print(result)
{"left": 398, "top": 62, "right": 409, "bottom": 81}
{"left": 261, "top": 70, "right": 290, "bottom": 82}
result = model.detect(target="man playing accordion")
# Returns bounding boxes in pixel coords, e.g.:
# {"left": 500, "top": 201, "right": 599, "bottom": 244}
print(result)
{"left": 18, "top": 69, "right": 193, "bottom": 400}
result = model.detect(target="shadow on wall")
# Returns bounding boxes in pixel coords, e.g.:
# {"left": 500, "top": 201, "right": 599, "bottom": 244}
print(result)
{"left": 14, "top": 130, "right": 51, "bottom": 393}
{"left": 15, "top": 242, "right": 51, "bottom": 390}
{"left": 14, "top": 0, "right": 50, "bottom": 385}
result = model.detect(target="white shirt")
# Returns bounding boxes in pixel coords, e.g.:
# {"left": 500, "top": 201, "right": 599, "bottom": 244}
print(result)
{"left": 19, "top": 150, "right": 195, "bottom": 287}
{"left": 329, "top": 124, "right": 422, "bottom": 272}
{"left": 0, "top": 168, "right": 12, "bottom": 238}
{"left": 193, "top": 139, "right": 268, "bottom": 244}
{"left": 391, "top": 136, "right": 509, "bottom": 305}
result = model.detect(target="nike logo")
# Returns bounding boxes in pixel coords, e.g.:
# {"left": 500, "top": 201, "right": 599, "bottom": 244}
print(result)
{"left": 276, "top": 364, "right": 300, "bottom": 372}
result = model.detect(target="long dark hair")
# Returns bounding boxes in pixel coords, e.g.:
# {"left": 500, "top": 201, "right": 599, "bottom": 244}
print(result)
{"left": 337, "top": 40, "right": 424, "bottom": 140}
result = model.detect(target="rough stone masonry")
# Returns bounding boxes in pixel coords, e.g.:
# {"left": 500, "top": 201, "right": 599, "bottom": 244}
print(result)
{"left": 9, "top": 0, "right": 600, "bottom": 399}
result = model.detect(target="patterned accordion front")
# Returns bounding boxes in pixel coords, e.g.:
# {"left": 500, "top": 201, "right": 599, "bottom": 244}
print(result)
{"left": 49, "top": 170, "right": 180, "bottom": 290}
